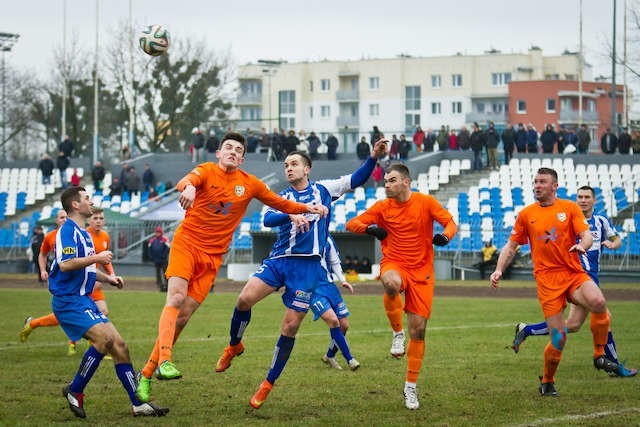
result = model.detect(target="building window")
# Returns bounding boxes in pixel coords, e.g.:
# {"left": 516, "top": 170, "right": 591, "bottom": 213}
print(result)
{"left": 369, "top": 77, "right": 379, "bottom": 90}
{"left": 279, "top": 90, "right": 295, "bottom": 114}
{"left": 452, "top": 74, "right": 463, "bottom": 87}
{"left": 491, "top": 72, "right": 512, "bottom": 87}
{"left": 431, "top": 75, "right": 441, "bottom": 88}
{"left": 309, "top": 81, "right": 313, "bottom": 92}
{"left": 309, "top": 106, "right": 313, "bottom": 118}
{"left": 586, "top": 99, "right": 596, "bottom": 112}
{"left": 517, "top": 99, "right": 526, "bottom": 114}
{"left": 369, "top": 103, "right": 379, "bottom": 116}
{"left": 405, "top": 86, "right": 421, "bottom": 110}
{"left": 431, "top": 102, "right": 441, "bottom": 114}
{"left": 492, "top": 103, "right": 505, "bottom": 113}
{"left": 240, "top": 80, "right": 262, "bottom": 96}
{"left": 321, "top": 105, "right": 331, "bottom": 117}
{"left": 405, "top": 113, "right": 420, "bottom": 128}
{"left": 240, "top": 107, "right": 261, "bottom": 120}
{"left": 476, "top": 103, "right": 485, "bottom": 113}
{"left": 452, "top": 102, "right": 462, "bottom": 114}
{"left": 320, "top": 79, "right": 331, "bottom": 92}
{"left": 546, "top": 98, "right": 556, "bottom": 113}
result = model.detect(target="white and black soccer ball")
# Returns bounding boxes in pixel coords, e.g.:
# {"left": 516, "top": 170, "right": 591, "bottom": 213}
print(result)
{"left": 139, "top": 25, "right": 169, "bottom": 57}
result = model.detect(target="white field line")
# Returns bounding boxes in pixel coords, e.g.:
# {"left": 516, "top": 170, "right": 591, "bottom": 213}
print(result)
{"left": 1, "top": 323, "right": 514, "bottom": 351}
{"left": 512, "top": 407, "right": 640, "bottom": 426}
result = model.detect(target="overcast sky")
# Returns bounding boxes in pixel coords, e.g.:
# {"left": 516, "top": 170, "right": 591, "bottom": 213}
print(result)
{"left": 1, "top": 0, "right": 635, "bottom": 102}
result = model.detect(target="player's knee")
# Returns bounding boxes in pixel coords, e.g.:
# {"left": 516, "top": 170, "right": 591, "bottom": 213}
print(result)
{"left": 590, "top": 296, "right": 607, "bottom": 313}
{"left": 236, "top": 295, "right": 253, "bottom": 311}
{"left": 566, "top": 321, "right": 581, "bottom": 333}
{"left": 167, "top": 292, "right": 186, "bottom": 308}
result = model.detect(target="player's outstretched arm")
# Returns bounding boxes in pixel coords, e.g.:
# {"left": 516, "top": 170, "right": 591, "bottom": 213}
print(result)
{"left": 490, "top": 240, "right": 518, "bottom": 288}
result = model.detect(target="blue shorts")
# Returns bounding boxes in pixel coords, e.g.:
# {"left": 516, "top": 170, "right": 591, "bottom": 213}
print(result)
{"left": 253, "top": 257, "right": 323, "bottom": 312}
{"left": 52, "top": 295, "right": 109, "bottom": 341}
{"left": 311, "top": 281, "right": 350, "bottom": 321}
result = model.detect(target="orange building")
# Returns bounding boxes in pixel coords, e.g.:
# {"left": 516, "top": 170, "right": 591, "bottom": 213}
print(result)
{"left": 508, "top": 80, "right": 625, "bottom": 138}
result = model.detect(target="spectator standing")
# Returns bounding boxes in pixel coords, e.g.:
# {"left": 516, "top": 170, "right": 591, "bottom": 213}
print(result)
{"left": 577, "top": 124, "right": 591, "bottom": 154}
{"left": 477, "top": 240, "right": 498, "bottom": 280}
{"left": 206, "top": 132, "right": 220, "bottom": 156}
{"left": 30, "top": 225, "right": 45, "bottom": 285}
{"left": 91, "top": 161, "right": 106, "bottom": 191}
{"left": 125, "top": 166, "right": 141, "bottom": 196}
{"left": 412, "top": 126, "right": 425, "bottom": 152}
{"left": 38, "top": 154, "right": 55, "bottom": 185}
{"left": 389, "top": 134, "right": 400, "bottom": 159}
{"left": 119, "top": 162, "right": 129, "bottom": 193}
{"left": 191, "top": 127, "right": 205, "bottom": 162}
{"left": 556, "top": 125, "right": 567, "bottom": 154}
{"left": 257, "top": 128, "right": 270, "bottom": 154}
{"left": 371, "top": 162, "right": 384, "bottom": 187}
{"left": 423, "top": 128, "right": 436, "bottom": 152}
{"left": 297, "top": 130, "right": 309, "bottom": 153}
{"left": 356, "top": 136, "right": 371, "bottom": 160}
{"left": 246, "top": 131, "right": 259, "bottom": 153}
{"left": 56, "top": 152, "right": 70, "bottom": 188}
{"left": 600, "top": 128, "right": 618, "bottom": 154}
{"left": 109, "top": 177, "right": 123, "bottom": 196}
{"left": 618, "top": 128, "right": 631, "bottom": 154}
{"left": 142, "top": 163, "right": 155, "bottom": 192}
{"left": 516, "top": 123, "right": 527, "bottom": 153}
{"left": 501, "top": 123, "right": 516, "bottom": 165}
{"left": 70, "top": 169, "right": 81, "bottom": 187}
{"left": 526, "top": 123, "right": 539, "bottom": 153}
{"left": 371, "top": 125, "right": 383, "bottom": 147}
{"left": 398, "top": 134, "right": 410, "bottom": 161}
{"left": 448, "top": 129, "right": 458, "bottom": 150}
{"left": 631, "top": 130, "right": 640, "bottom": 154}
{"left": 436, "top": 125, "right": 448, "bottom": 151}
{"left": 121, "top": 144, "right": 132, "bottom": 161}
{"left": 540, "top": 124, "right": 557, "bottom": 154}
{"left": 457, "top": 126, "right": 471, "bottom": 151}
{"left": 284, "top": 130, "right": 300, "bottom": 155}
{"left": 564, "top": 127, "right": 578, "bottom": 153}
{"left": 326, "top": 133, "right": 339, "bottom": 160}
{"left": 59, "top": 135, "right": 74, "bottom": 158}
{"left": 148, "top": 226, "right": 170, "bottom": 291}
{"left": 307, "top": 131, "right": 321, "bottom": 160}
{"left": 485, "top": 121, "right": 500, "bottom": 170}
{"left": 470, "top": 123, "right": 485, "bottom": 171}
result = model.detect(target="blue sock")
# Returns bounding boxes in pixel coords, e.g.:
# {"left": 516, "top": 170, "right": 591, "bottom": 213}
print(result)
{"left": 229, "top": 307, "right": 251, "bottom": 346}
{"left": 69, "top": 346, "right": 104, "bottom": 393}
{"left": 604, "top": 331, "right": 619, "bottom": 364}
{"left": 326, "top": 340, "right": 339, "bottom": 358}
{"left": 525, "top": 321, "right": 549, "bottom": 337}
{"left": 330, "top": 327, "right": 353, "bottom": 362}
{"left": 266, "top": 335, "right": 295, "bottom": 385}
{"left": 115, "top": 363, "right": 142, "bottom": 406}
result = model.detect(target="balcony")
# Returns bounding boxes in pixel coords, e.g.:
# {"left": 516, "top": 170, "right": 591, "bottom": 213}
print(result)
{"left": 236, "top": 93, "right": 262, "bottom": 105}
{"left": 336, "top": 90, "right": 359, "bottom": 102}
{"left": 558, "top": 110, "right": 599, "bottom": 123}
{"left": 465, "top": 111, "right": 507, "bottom": 124}
{"left": 336, "top": 116, "right": 360, "bottom": 128}
{"left": 236, "top": 119, "right": 262, "bottom": 130}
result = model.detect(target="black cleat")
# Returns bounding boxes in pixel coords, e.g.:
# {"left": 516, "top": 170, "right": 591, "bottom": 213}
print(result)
{"left": 594, "top": 355, "right": 619, "bottom": 374}
{"left": 538, "top": 376, "right": 558, "bottom": 397}
{"left": 62, "top": 385, "right": 86, "bottom": 418}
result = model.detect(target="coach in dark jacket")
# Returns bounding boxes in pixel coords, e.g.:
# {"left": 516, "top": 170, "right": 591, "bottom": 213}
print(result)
{"left": 56, "top": 152, "right": 70, "bottom": 188}
{"left": 38, "top": 154, "right": 55, "bottom": 184}
{"left": 501, "top": 124, "right": 516, "bottom": 164}
{"left": 618, "top": 128, "right": 631, "bottom": 154}
{"left": 600, "top": 128, "right": 618, "bottom": 154}
{"left": 540, "top": 124, "right": 557, "bottom": 153}
{"left": 470, "top": 123, "right": 485, "bottom": 171}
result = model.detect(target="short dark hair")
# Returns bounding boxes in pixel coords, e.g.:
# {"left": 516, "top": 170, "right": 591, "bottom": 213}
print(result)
{"left": 536, "top": 167, "right": 558, "bottom": 183}
{"left": 286, "top": 150, "right": 312, "bottom": 168}
{"left": 61, "top": 186, "right": 86, "bottom": 213}
{"left": 577, "top": 185, "right": 595, "bottom": 197}
{"left": 386, "top": 162, "right": 411, "bottom": 179}
{"left": 221, "top": 131, "right": 247, "bottom": 154}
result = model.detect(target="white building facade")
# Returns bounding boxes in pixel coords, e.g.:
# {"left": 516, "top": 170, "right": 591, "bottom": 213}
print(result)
{"left": 235, "top": 48, "right": 587, "bottom": 153}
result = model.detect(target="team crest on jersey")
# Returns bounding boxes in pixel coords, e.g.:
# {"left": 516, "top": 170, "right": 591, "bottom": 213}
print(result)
{"left": 235, "top": 185, "right": 245, "bottom": 197}
{"left": 557, "top": 212, "right": 567, "bottom": 222}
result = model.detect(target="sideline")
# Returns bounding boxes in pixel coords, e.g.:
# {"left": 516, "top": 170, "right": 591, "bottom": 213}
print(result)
{"left": 512, "top": 407, "right": 640, "bottom": 426}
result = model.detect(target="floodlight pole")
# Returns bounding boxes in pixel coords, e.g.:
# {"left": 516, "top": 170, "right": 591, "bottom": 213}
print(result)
{"left": 0, "top": 32, "right": 19, "bottom": 162}
{"left": 92, "top": 0, "right": 100, "bottom": 165}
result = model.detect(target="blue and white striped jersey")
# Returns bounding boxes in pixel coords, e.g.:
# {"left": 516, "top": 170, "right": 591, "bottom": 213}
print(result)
{"left": 48, "top": 218, "right": 97, "bottom": 297}
{"left": 264, "top": 175, "right": 352, "bottom": 259}
{"left": 579, "top": 214, "right": 619, "bottom": 284}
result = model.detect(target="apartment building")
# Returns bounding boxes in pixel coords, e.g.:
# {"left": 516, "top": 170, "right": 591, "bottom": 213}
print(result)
{"left": 235, "top": 47, "right": 586, "bottom": 152}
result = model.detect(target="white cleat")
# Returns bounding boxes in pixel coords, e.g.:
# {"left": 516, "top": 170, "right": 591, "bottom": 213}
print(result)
{"left": 132, "top": 401, "right": 169, "bottom": 417}
{"left": 347, "top": 358, "right": 360, "bottom": 371}
{"left": 403, "top": 385, "right": 419, "bottom": 410}
{"left": 390, "top": 331, "right": 406, "bottom": 358}
{"left": 321, "top": 355, "right": 343, "bottom": 370}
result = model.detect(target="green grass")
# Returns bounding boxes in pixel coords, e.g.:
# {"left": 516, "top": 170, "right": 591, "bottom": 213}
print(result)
{"left": 1, "top": 287, "right": 639, "bottom": 426}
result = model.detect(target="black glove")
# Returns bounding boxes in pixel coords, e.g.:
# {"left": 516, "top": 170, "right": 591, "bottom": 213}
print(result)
{"left": 432, "top": 233, "right": 449, "bottom": 246}
{"left": 366, "top": 225, "right": 388, "bottom": 241}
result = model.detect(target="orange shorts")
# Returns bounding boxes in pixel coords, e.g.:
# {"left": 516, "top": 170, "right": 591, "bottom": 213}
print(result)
{"left": 535, "top": 270, "right": 592, "bottom": 318}
{"left": 380, "top": 261, "right": 434, "bottom": 319}
{"left": 165, "top": 239, "right": 223, "bottom": 304}
{"left": 90, "top": 283, "right": 105, "bottom": 301}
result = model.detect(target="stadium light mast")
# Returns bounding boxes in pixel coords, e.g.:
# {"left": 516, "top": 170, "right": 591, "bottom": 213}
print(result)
{"left": 578, "top": 0, "right": 583, "bottom": 126}
{"left": 92, "top": 0, "right": 100, "bottom": 165}
{"left": 128, "top": 0, "right": 135, "bottom": 157}
{"left": 61, "top": 0, "right": 67, "bottom": 142}
{"left": 0, "top": 32, "right": 19, "bottom": 162}
{"left": 258, "top": 59, "right": 282, "bottom": 161}
{"left": 611, "top": 0, "right": 617, "bottom": 132}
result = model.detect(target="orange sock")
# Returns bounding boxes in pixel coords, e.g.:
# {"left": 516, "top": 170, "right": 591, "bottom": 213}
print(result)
{"left": 542, "top": 342, "right": 563, "bottom": 383}
{"left": 158, "top": 305, "right": 179, "bottom": 364}
{"left": 31, "top": 313, "right": 59, "bottom": 329}
{"left": 406, "top": 339, "right": 425, "bottom": 383}
{"left": 590, "top": 311, "right": 610, "bottom": 358}
{"left": 142, "top": 339, "right": 160, "bottom": 379}
{"left": 383, "top": 293, "right": 403, "bottom": 333}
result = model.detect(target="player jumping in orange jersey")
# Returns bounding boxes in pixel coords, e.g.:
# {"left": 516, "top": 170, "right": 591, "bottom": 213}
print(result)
{"left": 346, "top": 163, "right": 457, "bottom": 410}
{"left": 135, "top": 132, "right": 328, "bottom": 403}
{"left": 490, "top": 167, "right": 617, "bottom": 397}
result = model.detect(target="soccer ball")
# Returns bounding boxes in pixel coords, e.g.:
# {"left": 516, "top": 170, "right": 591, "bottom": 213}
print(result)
{"left": 139, "top": 25, "right": 169, "bottom": 57}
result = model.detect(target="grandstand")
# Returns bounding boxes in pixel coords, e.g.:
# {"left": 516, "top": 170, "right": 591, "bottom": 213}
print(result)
{"left": 1, "top": 151, "right": 639, "bottom": 280}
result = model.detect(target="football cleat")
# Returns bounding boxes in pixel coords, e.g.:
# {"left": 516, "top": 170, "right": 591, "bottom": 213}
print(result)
{"left": 136, "top": 373, "right": 152, "bottom": 403}
{"left": 511, "top": 322, "right": 528, "bottom": 354}
{"left": 594, "top": 355, "right": 619, "bottom": 374}
{"left": 62, "top": 385, "right": 86, "bottom": 418}
{"left": 215, "top": 342, "right": 244, "bottom": 373}
{"left": 132, "top": 401, "right": 169, "bottom": 417}
{"left": 403, "top": 385, "right": 419, "bottom": 410}
{"left": 67, "top": 342, "right": 77, "bottom": 356}
{"left": 610, "top": 361, "right": 638, "bottom": 378}
{"left": 321, "top": 355, "right": 342, "bottom": 370}
{"left": 20, "top": 316, "right": 33, "bottom": 343}
{"left": 538, "top": 376, "right": 558, "bottom": 397}
{"left": 250, "top": 380, "right": 273, "bottom": 409}
{"left": 348, "top": 358, "right": 361, "bottom": 371}
{"left": 390, "top": 331, "right": 405, "bottom": 358}
{"left": 155, "top": 360, "right": 182, "bottom": 380}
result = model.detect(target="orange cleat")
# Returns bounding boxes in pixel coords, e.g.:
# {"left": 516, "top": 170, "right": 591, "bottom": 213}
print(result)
{"left": 215, "top": 342, "right": 244, "bottom": 372}
{"left": 249, "top": 380, "right": 273, "bottom": 409}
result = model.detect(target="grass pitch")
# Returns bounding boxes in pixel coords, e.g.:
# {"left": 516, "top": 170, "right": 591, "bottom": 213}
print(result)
{"left": 1, "top": 286, "right": 639, "bottom": 426}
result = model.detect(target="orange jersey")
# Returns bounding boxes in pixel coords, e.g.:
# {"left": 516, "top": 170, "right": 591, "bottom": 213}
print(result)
{"left": 175, "top": 162, "right": 310, "bottom": 254}
{"left": 87, "top": 228, "right": 115, "bottom": 275}
{"left": 510, "top": 198, "right": 588, "bottom": 276}
{"left": 346, "top": 192, "right": 457, "bottom": 272}
{"left": 40, "top": 229, "right": 58, "bottom": 257}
